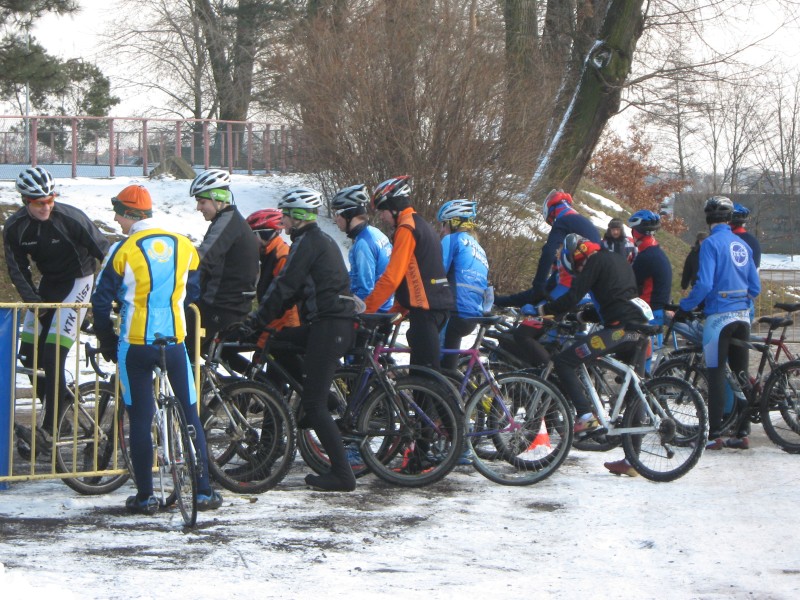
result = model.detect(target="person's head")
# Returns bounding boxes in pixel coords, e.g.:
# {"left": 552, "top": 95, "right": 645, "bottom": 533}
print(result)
{"left": 437, "top": 199, "right": 477, "bottom": 238}
{"left": 704, "top": 195, "right": 733, "bottom": 227}
{"left": 606, "top": 218, "right": 624, "bottom": 239}
{"left": 542, "top": 189, "right": 573, "bottom": 225}
{"left": 372, "top": 176, "right": 411, "bottom": 226}
{"left": 190, "top": 168, "right": 233, "bottom": 221}
{"left": 564, "top": 233, "right": 601, "bottom": 274}
{"left": 627, "top": 209, "right": 661, "bottom": 242}
{"left": 331, "top": 184, "right": 370, "bottom": 233}
{"left": 16, "top": 166, "right": 56, "bottom": 222}
{"left": 695, "top": 231, "right": 709, "bottom": 247}
{"left": 112, "top": 185, "right": 153, "bottom": 235}
{"left": 731, "top": 203, "right": 750, "bottom": 227}
{"left": 246, "top": 208, "right": 283, "bottom": 246}
{"left": 278, "top": 187, "right": 322, "bottom": 234}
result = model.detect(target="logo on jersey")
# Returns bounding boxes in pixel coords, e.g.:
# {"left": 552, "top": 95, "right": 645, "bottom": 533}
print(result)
{"left": 730, "top": 241, "right": 749, "bottom": 267}
{"left": 589, "top": 336, "right": 606, "bottom": 350}
{"left": 145, "top": 239, "right": 174, "bottom": 263}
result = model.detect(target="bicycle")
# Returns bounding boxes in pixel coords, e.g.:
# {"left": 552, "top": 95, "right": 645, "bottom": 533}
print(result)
{"left": 146, "top": 335, "right": 199, "bottom": 527}
{"left": 546, "top": 320, "right": 708, "bottom": 481}
{"left": 443, "top": 315, "right": 574, "bottom": 485}
{"left": 198, "top": 330, "right": 297, "bottom": 494}
{"left": 312, "top": 312, "right": 464, "bottom": 488}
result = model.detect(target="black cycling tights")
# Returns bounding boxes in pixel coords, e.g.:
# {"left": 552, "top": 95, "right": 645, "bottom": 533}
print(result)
{"left": 706, "top": 320, "right": 750, "bottom": 439}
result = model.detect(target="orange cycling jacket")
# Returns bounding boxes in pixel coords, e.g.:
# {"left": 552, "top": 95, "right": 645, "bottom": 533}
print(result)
{"left": 365, "top": 207, "right": 453, "bottom": 313}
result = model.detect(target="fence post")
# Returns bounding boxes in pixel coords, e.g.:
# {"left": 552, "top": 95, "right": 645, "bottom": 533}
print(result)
{"left": 30, "top": 118, "right": 38, "bottom": 167}
{"left": 226, "top": 122, "right": 234, "bottom": 172}
{"left": 71, "top": 119, "right": 78, "bottom": 178}
{"left": 203, "top": 121, "right": 210, "bottom": 169}
{"left": 247, "top": 122, "right": 253, "bottom": 174}
{"left": 264, "top": 125, "right": 271, "bottom": 173}
{"left": 109, "top": 118, "right": 115, "bottom": 177}
{"left": 280, "top": 125, "right": 287, "bottom": 172}
{"left": 175, "top": 120, "right": 182, "bottom": 161}
{"left": 142, "top": 120, "right": 149, "bottom": 176}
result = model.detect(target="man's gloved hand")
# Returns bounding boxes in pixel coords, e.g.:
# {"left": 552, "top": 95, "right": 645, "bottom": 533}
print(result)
{"left": 576, "top": 305, "right": 601, "bottom": 324}
{"left": 241, "top": 311, "right": 266, "bottom": 338}
{"left": 95, "top": 329, "right": 119, "bottom": 363}
{"left": 672, "top": 308, "right": 693, "bottom": 323}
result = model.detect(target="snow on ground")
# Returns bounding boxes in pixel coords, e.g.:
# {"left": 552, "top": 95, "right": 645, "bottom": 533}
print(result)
{"left": 1, "top": 175, "right": 800, "bottom": 599}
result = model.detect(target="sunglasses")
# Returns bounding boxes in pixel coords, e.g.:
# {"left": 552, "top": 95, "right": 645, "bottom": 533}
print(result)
{"left": 25, "top": 195, "right": 56, "bottom": 206}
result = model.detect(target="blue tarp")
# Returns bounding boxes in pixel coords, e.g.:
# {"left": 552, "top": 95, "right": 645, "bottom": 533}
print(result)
{"left": 0, "top": 308, "right": 15, "bottom": 489}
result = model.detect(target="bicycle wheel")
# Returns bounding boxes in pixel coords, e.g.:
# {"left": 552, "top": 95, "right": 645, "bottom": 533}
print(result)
{"left": 622, "top": 376, "right": 707, "bottom": 482}
{"left": 297, "top": 368, "right": 372, "bottom": 479}
{"left": 55, "top": 381, "right": 131, "bottom": 495}
{"left": 466, "top": 373, "right": 573, "bottom": 485}
{"left": 357, "top": 375, "right": 464, "bottom": 487}
{"left": 760, "top": 360, "right": 800, "bottom": 453}
{"left": 203, "top": 380, "right": 296, "bottom": 494}
{"left": 167, "top": 401, "right": 197, "bottom": 527}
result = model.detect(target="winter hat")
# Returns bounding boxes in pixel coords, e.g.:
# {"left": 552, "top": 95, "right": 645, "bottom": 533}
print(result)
{"left": 608, "top": 218, "right": 624, "bottom": 229}
{"left": 112, "top": 185, "right": 153, "bottom": 220}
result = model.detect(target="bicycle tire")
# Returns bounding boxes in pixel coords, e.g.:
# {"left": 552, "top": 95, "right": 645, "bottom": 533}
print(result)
{"left": 168, "top": 401, "right": 198, "bottom": 527}
{"left": 357, "top": 375, "right": 464, "bottom": 487}
{"left": 297, "top": 368, "right": 372, "bottom": 479}
{"left": 622, "top": 376, "right": 707, "bottom": 482}
{"left": 760, "top": 360, "right": 800, "bottom": 453}
{"left": 203, "top": 380, "right": 297, "bottom": 494}
{"left": 466, "top": 373, "right": 573, "bottom": 486}
{"left": 55, "top": 380, "right": 131, "bottom": 495}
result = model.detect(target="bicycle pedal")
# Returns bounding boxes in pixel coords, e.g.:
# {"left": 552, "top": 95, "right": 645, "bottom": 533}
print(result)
{"left": 578, "top": 427, "right": 608, "bottom": 440}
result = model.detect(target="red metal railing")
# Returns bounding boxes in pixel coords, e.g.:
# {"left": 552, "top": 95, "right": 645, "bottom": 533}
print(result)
{"left": 0, "top": 115, "right": 305, "bottom": 178}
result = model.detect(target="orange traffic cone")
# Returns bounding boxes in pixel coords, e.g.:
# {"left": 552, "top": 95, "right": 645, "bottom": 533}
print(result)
{"left": 527, "top": 419, "right": 551, "bottom": 450}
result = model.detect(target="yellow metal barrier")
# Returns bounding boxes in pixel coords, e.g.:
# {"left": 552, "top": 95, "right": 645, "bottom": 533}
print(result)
{"left": 0, "top": 301, "right": 203, "bottom": 488}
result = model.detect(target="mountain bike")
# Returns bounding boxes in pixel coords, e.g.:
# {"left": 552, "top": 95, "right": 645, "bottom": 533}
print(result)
{"left": 555, "top": 321, "right": 708, "bottom": 481}
{"left": 198, "top": 331, "right": 297, "bottom": 494}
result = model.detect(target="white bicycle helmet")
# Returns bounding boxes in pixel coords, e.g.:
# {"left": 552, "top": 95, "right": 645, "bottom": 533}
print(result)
{"left": 437, "top": 199, "right": 477, "bottom": 222}
{"left": 190, "top": 169, "right": 232, "bottom": 197}
{"left": 279, "top": 187, "right": 323, "bottom": 212}
{"left": 16, "top": 166, "right": 56, "bottom": 199}
{"left": 331, "top": 184, "right": 370, "bottom": 211}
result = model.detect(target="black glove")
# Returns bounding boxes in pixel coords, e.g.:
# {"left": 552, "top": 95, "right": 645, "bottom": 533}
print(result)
{"left": 672, "top": 308, "right": 692, "bottom": 323}
{"left": 241, "top": 312, "right": 266, "bottom": 337}
{"left": 577, "top": 305, "right": 601, "bottom": 324}
{"left": 95, "top": 328, "right": 119, "bottom": 363}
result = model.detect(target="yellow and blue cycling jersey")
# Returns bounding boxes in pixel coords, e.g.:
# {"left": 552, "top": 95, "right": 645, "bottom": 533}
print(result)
{"left": 92, "top": 220, "right": 200, "bottom": 345}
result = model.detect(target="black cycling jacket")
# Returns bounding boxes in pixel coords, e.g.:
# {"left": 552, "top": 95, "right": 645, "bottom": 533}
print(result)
{"left": 3, "top": 202, "right": 109, "bottom": 302}
{"left": 256, "top": 222, "right": 356, "bottom": 325}
{"left": 197, "top": 205, "right": 260, "bottom": 314}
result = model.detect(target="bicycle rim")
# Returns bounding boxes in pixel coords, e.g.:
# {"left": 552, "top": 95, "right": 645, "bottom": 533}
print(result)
{"left": 358, "top": 376, "right": 463, "bottom": 487}
{"left": 466, "top": 374, "right": 573, "bottom": 486}
{"left": 203, "top": 381, "right": 297, "bottom": 494}
{"left": 168, "top": 402, "right": 197, "bottom": 527}
{"left": 622, "top": 376, "right": 707, "bottom": 482}
{"left": 55, "top": 381, "right": 130, "bottom": 495}
{"left": 760, "top": 361, "right": 800, "bottom": 453}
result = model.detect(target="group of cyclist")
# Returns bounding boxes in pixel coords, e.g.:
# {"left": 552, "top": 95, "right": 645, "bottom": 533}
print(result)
{"left": 2, "top": 163, "right": 764, "bottom": 506}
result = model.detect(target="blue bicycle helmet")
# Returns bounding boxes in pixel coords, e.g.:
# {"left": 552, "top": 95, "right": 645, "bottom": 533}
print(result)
{"left": 731, "top": 203, "right": 750, "bottom": 226}
{"left": 627, "top": 209, "right": 661, "bottom": 234}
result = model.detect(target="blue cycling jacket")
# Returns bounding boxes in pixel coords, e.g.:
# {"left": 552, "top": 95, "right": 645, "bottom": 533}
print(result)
{"left": 442, "top": 231, "right": 489, "bottom": 317}
{"left": 349, "top": 223, "right": 393, "bottom": 312}
{"left": 680, "top": 224, "right": 760, "bottom": 315}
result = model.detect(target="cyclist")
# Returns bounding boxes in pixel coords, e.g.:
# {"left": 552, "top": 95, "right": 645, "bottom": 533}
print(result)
{"left": 731, "top": 203, "right": 761, "bottom": 269}
{"left": 185, "top": 169, "right": 260, "bottom": 360}
{"left": 536, "top": 234, "right": 652, "bottom": 441}
{"left": 437, "top": 199, "right": 490, "bottom": 370}
{"left": 680, "top": 231, "right": 708, "bottom": 293}
{"left": 3, "top": 166, "right": 109, "bottom": 454}
{"left": 678, "top": 196, "right": 760, "bottom": 450}
{"left": 331, "top": 184, "right": 393, "bottom": 312}
{"left": 244, "top": 188, "right": 358, "bottom": 492}
{"left": 628, "top": 210, "right": 672, "bottom": 372}
{"left": 528, "top": 189, "right": 600, "bottom": 302}
{"left": 364, "top": 176, "right": 453, "bottom": 370}
{"left": 91, "top": 185, "right": 222, "bottom": 514}
{"left": 602, "top": 217, "right": 637, "bottom": 264}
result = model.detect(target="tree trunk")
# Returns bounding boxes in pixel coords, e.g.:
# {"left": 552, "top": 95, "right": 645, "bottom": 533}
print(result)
{"left": 526, "top": 0, "right": 645, "bottom": 200}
